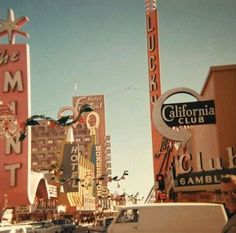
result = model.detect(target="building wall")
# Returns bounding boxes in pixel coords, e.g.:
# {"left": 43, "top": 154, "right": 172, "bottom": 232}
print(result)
{"left": 191, "top": 65, "right": 236, "bottom": 170}
{"left": 169, "top": 64, "right": 236, "bottom": 202}
{"left": 190, "top": 68, "right": 219, "bottom": 171}
{"left": 213, "top": 67, "right": 236, "bottom": 167}
{"left": 31, "top": 121, "right": 89, "bottom": 171}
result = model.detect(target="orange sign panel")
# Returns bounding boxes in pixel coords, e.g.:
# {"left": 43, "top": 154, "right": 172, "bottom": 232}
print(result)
{"left": 145, "top": 6, "right": 163, "bottom": 175}
{"left": 0, "top": 44, "right": 31, "bottom": 208}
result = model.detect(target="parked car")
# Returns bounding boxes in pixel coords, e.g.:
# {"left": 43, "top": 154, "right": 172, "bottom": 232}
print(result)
{"left": 88, "top": 218, "right": 114, "bottom": 233}
{"left": 0, "top": 223, "right": 12, "bottom": 228}
{"left": 21, "top": 225, "right": 35, "bottom": 233}
{"left": 0, "top": 224, "right": 35, "bottom": 233}
{"left": 108, "top": 203, "right": 228, "bottom": 233}
{"left": 31, "top": 221, "right": 61, "bottom": 233}
{"left": 52, "top": 219, "right": 75, "bottom": 233}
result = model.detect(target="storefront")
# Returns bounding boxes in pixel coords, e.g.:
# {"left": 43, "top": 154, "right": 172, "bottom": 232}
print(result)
{"left": 154, "top": 64, "right": 236, "bottom": 203}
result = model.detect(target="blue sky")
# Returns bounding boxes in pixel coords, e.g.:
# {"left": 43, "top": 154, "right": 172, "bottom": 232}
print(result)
{"left": 1, "top": 0, "right": 236, "bottom": 199}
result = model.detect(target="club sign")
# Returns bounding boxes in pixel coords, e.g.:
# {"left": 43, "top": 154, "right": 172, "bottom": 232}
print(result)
{"left": 153, "top": 88, "right": 216, "bottom": 145}
{"left": 162, "top": 100, "right": 216, "bottom": 127}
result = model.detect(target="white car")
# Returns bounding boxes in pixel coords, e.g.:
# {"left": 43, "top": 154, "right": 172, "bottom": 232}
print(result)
{"left": 30, "top": 221, "right": 61, "bottom": 233}
{"left": 0, "top": 223, "right": 12, "bottom": 228}
{"left": 0, "top": 224, "right": 35, "bottom": 233}
{"left": 108, "top": 203, "right": 228, "bottom": 233}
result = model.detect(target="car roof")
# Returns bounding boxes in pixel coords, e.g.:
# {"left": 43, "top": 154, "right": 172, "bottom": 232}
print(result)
{"left": 119, "top": 202, "right": 223, "bottom": 209}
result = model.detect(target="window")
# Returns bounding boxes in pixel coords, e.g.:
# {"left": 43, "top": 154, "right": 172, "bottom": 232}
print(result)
{"left": 105, "top": 142, "right": 111, "bottom": 147}
{"left": 57, "top": 139, "right": 63, "bottom": 144}
{"left": 32, "top": 162, "right": 38, "bottom": 166}
{"left": 51, "top": 161, "right": 57, "bottom": 165}
{"left": 48, "top": 139, "right": 54, "bottom": 144}
{"left": 84, "top": 137, "right": 90, "bottom": 142}
{"left": 76, "top": 138, "right": 82, "bottom": 142}
{"left": 42, "top": 147, "right": 47, "bottom": 152}
{"left": 47, "top": 153, "right": 54, "bottom": 158}
{"left": 37, "top": 154, "right": 44, "bottom": 159}
{"left": 38, "top": 140, "right": 45, "bottom": 145}
{"left": 37, "top": 126, "right": 46, "bottom": 131}
{"left": 106, "top": 149, "right": 111, "bottom": 154}
{"left": 41, "top": 133, "right": 48, "bottom": 137}
{"left": 75, "top": 137, "right": 82, "bottom": 143}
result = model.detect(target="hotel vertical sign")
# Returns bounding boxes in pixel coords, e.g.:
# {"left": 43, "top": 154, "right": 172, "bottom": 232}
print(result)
{"left": 73, "top": 95, "right": 106, "bottom": 180}
{"left": 145, "top": 1, "right": 163, "bottom": 183}
{"left": 0, "top": 9, "right": 31, "bottom": 208}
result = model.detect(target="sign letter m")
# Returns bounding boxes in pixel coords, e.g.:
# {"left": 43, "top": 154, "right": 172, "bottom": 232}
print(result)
{"left": 3, "top": 71, "right": 23, "bottom": 92}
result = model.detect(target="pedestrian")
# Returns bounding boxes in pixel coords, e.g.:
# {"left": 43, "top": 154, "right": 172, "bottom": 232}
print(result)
{"left": 221, "top": 174, "right": 236, "bottom": 233}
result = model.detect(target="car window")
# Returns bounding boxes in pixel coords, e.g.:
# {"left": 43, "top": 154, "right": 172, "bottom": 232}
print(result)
{"left": 104, "top": 218, "right": 113, "bottom": 226}
{"left": 31, "top": 222, "right": 48, "bottom": 229}
{"left": 95, "top": 220, "right": 103, "bottom": 226}
{"left": 45, "top": 222, "right": 52, "bottom": 228}
{"left": 15, "top": 228, "right": 25, "bottom": 233}
{"left": 53, "top": 220, "right": 64, "bottom": 224}
{"left": 116, "top": 209, "right": 139, "bottom": 223}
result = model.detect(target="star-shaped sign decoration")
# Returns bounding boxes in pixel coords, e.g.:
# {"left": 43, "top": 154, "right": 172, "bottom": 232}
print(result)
{"left": 0, "top": 8, "right": 29, "bottom": 44}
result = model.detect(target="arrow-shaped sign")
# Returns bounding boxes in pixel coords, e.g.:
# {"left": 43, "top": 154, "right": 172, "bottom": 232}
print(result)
{"left": 152, "top": 87, "right": 203, "bottom": 146}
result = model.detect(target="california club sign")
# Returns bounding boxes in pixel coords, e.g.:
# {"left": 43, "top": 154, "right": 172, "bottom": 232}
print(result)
{"left": 153, "top": 88, "right": 216, "bottom": 145}
{"left": 162, "top": 100, "right": 216, "bottom": 127}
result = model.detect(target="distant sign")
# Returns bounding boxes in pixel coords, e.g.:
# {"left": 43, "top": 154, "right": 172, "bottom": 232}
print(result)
{"left": 162, "top": 100, "right": 216, "bottom": 127}
{"left": 61, "top": 143, "right": 80, "bottom": 192}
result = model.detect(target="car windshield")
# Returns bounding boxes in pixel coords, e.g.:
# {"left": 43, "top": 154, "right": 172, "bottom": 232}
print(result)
{"left": 105, "top": 218, "right": 113, "bottom": 226}
{"left": 53, "top": 220, "right": 65, "bottom": 224}
{"left": 116, "top": 209, "right": 139, "bottom": 223}
{"left": 94, "top": 220, "right": 103, "bottom": 226}
{"left": 31, "top": 222, "right": 47, "bottom": 228}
